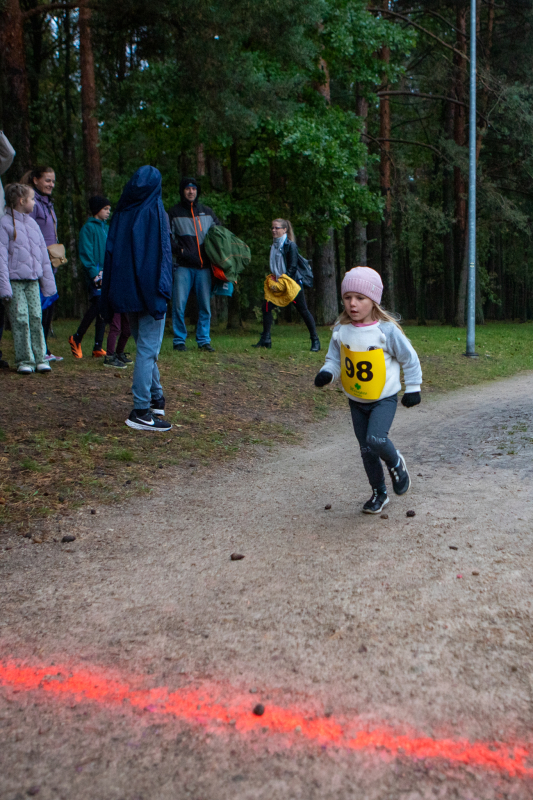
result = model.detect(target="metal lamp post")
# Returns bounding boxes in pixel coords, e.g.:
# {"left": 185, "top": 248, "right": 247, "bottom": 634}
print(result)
{"left": 465, "top": 0, "right": 479, "bottom": 356}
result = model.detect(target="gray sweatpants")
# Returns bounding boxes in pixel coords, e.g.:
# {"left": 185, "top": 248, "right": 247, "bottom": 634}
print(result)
{"left": 349, "top": 394, "right": 398, "bottom": 493}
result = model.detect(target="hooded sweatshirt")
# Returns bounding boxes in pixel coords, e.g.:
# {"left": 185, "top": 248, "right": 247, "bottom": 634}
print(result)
{"left": 321, "top": 321, "right": 422, "bottom": 403}
{"left": 168, "top": 178, "right": 220, "bottom": 269}
{"left": 100, "top": 166, "right": 172, "bottom": 320}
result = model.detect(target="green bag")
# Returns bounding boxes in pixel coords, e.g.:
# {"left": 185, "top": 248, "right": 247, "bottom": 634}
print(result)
{"left": 204, "top": 225, "right": 250, "bottom": 283}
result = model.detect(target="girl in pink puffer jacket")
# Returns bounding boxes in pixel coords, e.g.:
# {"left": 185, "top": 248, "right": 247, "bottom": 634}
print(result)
{"left": 0, "top": 184, "right": 57, "bottom": 373}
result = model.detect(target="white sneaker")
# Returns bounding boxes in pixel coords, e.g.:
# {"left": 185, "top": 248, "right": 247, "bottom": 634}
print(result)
{"left": 17, "top": 365, "right": 34, "bottom": 374}
{"left": 36, "top": 362, "right": 52, "bottom": 372}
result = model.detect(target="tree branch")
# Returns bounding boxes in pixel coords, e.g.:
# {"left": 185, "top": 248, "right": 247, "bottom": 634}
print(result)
{"left": 376, "top": 90, "right": 491, "bottom": 124}
{"left": 378, "top": 90, "right": 466, "bottom": 107}
{"left": 22, "top": 3, "right": 82, "bottom": 20}
{"left": 377, "top": 137, "right": 443, "bottom": 157}
{"left": 365, "top": 131, "right": 444, "bottom": 159}
{"left": 368, "top": 7, "right": 470, "bottom": 62}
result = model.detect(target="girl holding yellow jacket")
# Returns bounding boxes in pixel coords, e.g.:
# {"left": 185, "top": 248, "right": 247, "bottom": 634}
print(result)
{"left": 253, "top": 219, "right": 320, "bottom": 352}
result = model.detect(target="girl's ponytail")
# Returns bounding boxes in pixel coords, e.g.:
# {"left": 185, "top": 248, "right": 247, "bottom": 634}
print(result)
{"left": 4, "top": 184, "right": 34, "bottom": 241}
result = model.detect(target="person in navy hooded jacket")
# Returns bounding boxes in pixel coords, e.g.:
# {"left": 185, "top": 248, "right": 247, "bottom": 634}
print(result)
{"left": 100, "top": 166, "right": 173, "bottom": 431}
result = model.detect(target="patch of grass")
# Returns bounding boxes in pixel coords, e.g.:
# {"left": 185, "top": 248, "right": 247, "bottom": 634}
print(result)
{"left": 106, "top": 447, "right": 135, "bottom": 462}
{"left": 1, "top": 318, "right": 532, "bottom": 526}
{"left": 405, "top": 322, "right": 533, "bottom": 393}
{"left": 20, "top": 457, "right": 41, "bottom": 472}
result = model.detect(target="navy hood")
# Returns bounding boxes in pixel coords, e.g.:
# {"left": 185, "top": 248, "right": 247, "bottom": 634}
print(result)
{"left": 100, "top": 166, "right": 172, "bottom": 320}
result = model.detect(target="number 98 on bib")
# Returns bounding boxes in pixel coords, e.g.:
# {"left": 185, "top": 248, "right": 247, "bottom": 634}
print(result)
{"left": 340, "top": 344, "right": 386, "bottom": 401}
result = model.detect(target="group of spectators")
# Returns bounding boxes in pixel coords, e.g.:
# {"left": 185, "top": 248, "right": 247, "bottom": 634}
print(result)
{"left": 0, "top": 142, "right": 320, "bottom": 431}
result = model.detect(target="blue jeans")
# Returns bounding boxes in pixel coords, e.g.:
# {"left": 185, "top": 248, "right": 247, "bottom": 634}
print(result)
{"left": 172, "top": 266, "right": 212, "bottom": 347}
{"left": 128, "top": 312, "right": 165, "bottom": 410}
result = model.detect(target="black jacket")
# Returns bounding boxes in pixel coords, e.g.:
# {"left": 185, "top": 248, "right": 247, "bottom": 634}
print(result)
{"left": 281, "top": 239, "right": 300, "bottom": 282}
{"left": 168, "top": 177, "right": 220, "bottom": 269}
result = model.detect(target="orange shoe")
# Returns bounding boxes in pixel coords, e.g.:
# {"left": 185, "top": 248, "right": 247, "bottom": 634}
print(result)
{"left": 69, "top": 335, "right": 83, "bottom": 359}
{"left": 92, "top": 348, "right": 107, "bottom": 358}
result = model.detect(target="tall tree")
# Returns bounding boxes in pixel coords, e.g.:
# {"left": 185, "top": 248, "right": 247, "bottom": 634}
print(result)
{"left": 79, "top": 0, "right": 102, "bottom": 196}
{"left": 379, "top": 38, "right": 395, "bottom": 311}
{"left": 0, "top": 0, "right": 31, "bottom": 168}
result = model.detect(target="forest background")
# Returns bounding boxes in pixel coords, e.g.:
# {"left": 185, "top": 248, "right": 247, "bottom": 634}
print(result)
{"left": 1, "top": 0, "right": 533, "bottom": 328}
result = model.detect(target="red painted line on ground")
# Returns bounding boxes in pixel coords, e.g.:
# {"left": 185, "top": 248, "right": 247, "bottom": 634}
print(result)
{"left": 1, "top": 659, "right": 532, "bottom": 777}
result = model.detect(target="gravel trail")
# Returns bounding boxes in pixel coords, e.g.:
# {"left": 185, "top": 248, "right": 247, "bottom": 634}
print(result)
{"left": 1, "top": 374, "right": 533, "bottom": 800}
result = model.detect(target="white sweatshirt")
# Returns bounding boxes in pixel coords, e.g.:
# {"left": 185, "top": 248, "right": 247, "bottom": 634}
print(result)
{"left": 321, "top": 321, "right": 422, "bottom": 403}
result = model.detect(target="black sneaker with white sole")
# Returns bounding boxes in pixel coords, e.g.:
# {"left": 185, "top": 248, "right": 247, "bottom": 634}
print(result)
{"left": 150, "top": 396, "right": 166, "bottom": 416}
{"left": 362, "top": 489, "right": 390, "bottom": 514}
{"left": 388, "top": 450, "right": 411, "bottom": 495}
{"left": 125, "top": 409, "right": 172, "bottom": 432}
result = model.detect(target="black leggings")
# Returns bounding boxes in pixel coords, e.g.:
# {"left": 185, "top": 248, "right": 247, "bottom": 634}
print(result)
{"left": 262, "top": 290, "right": 318, "bottom": 339}
{"left": 349, "top": 395, "right": 399, "bottom": 493}
{"left": 75, "top": 297, "right": 106, "bottom": 349}
{"left": 42, "top": 300, "right": 57, "bottom": 353}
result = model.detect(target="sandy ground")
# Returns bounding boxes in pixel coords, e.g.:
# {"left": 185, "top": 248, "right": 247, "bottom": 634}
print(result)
{"left": 1, "top": 373, "right": 533, "bottom": 800}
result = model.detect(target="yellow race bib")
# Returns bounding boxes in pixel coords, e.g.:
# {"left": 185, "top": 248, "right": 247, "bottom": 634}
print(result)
{"left": 340, "top": 344, "right": 386, "bottom": 401}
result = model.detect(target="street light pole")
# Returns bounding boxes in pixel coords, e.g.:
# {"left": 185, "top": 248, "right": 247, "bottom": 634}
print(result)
{"left": 465, "top": 0, "right": 478, "bottom": 356}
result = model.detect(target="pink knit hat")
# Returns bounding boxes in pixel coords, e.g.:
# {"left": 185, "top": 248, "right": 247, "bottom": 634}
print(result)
{"left": 341, "top": 266, "right": 383, "bottom": 304}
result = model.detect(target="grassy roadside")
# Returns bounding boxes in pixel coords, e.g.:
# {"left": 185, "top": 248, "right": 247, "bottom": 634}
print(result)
{"left": 1, "top": 319, "right": 532, "bottom": 530}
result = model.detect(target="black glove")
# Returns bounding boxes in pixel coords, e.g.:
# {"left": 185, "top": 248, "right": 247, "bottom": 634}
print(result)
{"left": 314, "top": 371, "right": 333, "bottom": 388}
{"left": 401, "top": 391, "right": 421, "bottom": 408}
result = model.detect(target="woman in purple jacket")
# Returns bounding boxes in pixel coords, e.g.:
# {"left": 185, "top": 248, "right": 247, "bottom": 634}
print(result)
{"left": 23, "top": 166, "right": 63, "bottom": 362}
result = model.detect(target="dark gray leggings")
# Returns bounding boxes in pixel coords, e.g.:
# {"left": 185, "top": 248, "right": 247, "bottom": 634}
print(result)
{"left": 349, "top": 394, "right": 399, "bottom": 493}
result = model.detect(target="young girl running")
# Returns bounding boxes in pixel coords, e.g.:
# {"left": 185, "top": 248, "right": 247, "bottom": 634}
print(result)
{"left": 0, "top": 184, "right": 57, "bottom": 373}
{"left": 314, "top": 267, "right": 422, "bottom": 514}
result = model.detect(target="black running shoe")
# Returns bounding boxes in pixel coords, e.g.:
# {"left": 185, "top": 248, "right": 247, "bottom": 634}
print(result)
{"left": 388, "top": 450, "right": 411, "bottom": 495}
{"left": 198, "top": 343, "right": 215, "bottom": 352}
{"left": 125, "top": 409, "right": 172, "bottom": 432}
{"left": 117, "top": 352, "right": 133, "bottom": 364}
{"left": 104, "top": 354, "right": 127, "bottom": 369}
{"left": 150, "top": 396, "right": 166, "bottom": 416}
{"left": 362, "top": 489, "right": 389, "bottom": 514}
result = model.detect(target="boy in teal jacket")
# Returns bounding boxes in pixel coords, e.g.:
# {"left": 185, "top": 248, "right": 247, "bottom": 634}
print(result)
{"left": 68, "top": 195, "right": 111, "bottom": 359}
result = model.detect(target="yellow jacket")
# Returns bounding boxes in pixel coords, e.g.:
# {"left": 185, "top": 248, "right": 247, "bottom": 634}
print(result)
{"left": 263, "top": 273, "right": 301, "bottom": 307}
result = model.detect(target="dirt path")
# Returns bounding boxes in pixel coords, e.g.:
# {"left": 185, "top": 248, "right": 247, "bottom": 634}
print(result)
{"left": 1, "top": 374, "right": 533, "bottom": 800}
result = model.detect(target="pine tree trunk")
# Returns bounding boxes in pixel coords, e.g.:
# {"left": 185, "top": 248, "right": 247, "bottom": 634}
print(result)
{"left": 456, "top": 232, "right": 469, "bottom": 326}
{"left": 453, "top": 4, "right": 468, "bottom": 326}
{"left": 379, "top": 38, "right": 395, "bottom": 311}
{"left": 354, "top": 91, "right": 369, "bottom": 265}
{"left": 314, "top": 230, "right": 338, "bottom": 325}
{"left": 79, "top": 0, "right": 102, "bottom": 197}
{"left": 63, "top": 9, "right": 81, "bottom": 317}
{"left": 196, "top": 143, "right": 206, "bottom": 176}
{"left": 443, "top": 98, "right": 455, "bottom": 324}
{"left": 0, "top": 0, "right": 31, "bottom": 168}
